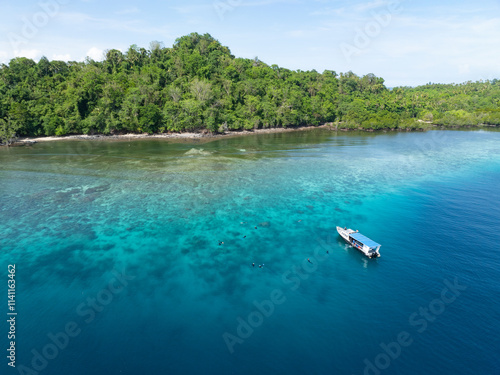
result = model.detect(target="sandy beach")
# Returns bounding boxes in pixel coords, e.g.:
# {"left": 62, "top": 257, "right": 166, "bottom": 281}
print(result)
{"left": 14, "top": 124, "right": 335, "bottom": 144}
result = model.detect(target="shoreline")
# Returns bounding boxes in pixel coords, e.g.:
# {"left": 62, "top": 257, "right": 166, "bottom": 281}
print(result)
{"left": 13, "top": 124, "right": 335, "bottom": 144}
{"left": 9, "top": 123, "right": 499, "bottom": 146}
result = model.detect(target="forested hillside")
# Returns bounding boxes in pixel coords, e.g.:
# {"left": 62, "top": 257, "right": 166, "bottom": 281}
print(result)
{"left": 1, "top": 32, "right": 499, "bottom": 142}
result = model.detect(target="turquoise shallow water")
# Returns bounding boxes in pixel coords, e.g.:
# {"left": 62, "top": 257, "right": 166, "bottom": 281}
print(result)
{"left": 1, "top": 129, "right": 500, "bottom": 375}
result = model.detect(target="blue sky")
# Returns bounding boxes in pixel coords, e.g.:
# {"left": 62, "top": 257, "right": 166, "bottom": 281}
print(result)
{"left": 0, "top": 0, "right": 499, "bottom": 86}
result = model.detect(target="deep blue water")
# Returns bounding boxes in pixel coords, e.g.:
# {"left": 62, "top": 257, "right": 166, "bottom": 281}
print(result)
{"left": 1, "top": 130, "right": 499, "bottom": 375}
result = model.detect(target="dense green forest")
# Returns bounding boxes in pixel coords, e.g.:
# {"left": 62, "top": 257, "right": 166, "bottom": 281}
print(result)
{"left": 1, "top": 32, "right": 499, "bottom": 144}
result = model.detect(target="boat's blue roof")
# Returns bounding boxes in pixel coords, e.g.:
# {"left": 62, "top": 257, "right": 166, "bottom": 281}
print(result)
{"left": 349, "top": 232, "right": 381, "bottom": 248}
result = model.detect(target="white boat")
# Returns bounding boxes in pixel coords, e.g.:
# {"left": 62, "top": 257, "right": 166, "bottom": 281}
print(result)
{"left": 336, "top": 226, "right": 381, "bottom": 258}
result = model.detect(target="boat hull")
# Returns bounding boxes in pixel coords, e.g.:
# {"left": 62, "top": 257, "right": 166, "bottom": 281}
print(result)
{"left": 336, "top": 226, "right": 380, "bottom": 258}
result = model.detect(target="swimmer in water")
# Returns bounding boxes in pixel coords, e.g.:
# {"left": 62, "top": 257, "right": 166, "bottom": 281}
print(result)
{"left": 307, "top": 258, "right": 312, "bottom": 263}
{"left": 252, "top": 263, "right": 255, "bottom": 267}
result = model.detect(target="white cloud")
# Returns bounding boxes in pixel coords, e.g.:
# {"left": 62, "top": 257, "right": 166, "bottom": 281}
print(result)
{"left": 458, "top": 64, "right": 471, "bottom": 75}
{"left": 338, "top": 10, "right": 500, "bottom": 85}
{"left": 0, "top": 51, "right": 8, "bottom": 64}
{"left": 171, "top": 4, "right": 212, "bottom": 14}
{"left": 311, "top": 0, "right": 397, "bottom": 18}
{"left": 1, "top": 1, "right": 498, "bottom": 86}
{"left": 310, "top": 7, "right": 346, "bottom": 17}
{"left": 354, "top": 0, "right": 391, "bottom": 12}
{"left": 240, "top": 0, "right": 291, "bottom": 6}
{"left": 116, "top": 7, "right": 139, "bottom": 15}
{"left": 14, "top": 49, "right": 42, "bottom": 60}
{"left": 52, "top": 53, "right": 71, "bottom": 61}
{"left": 58, "top": 11, "right": 171, "bottom": 35}
{"left": 174, "top": 0, "right": 288, "bottom": 14}
{"left": 288, "top": 30, "right": 305, "bottom": 38}
{"left": 86, "top": 47, "right": 103, "bottom": 61}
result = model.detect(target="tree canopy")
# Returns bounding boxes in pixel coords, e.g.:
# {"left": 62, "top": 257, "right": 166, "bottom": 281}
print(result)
{"left": 0, "top": 32, "right": 499, "bottom": 142}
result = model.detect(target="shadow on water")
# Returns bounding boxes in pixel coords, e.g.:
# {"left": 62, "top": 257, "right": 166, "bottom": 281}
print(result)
{"left": 335, "top": 237, "right": 381, "bottom": 269}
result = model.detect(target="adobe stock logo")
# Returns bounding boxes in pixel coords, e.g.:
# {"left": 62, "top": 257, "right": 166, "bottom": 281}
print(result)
{"left": 8, "top": 0, "right": 69, "bottom": 53}
{"left": 340, "top": 1, "right": 403, "bottom": 63}
{"left": 213, "top": 0, "right": 242, "bottom": 21}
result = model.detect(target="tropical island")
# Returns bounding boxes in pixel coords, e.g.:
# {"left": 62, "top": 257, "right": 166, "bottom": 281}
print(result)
{"left": 1, "top": 32, "right": 499, "bottom": 145}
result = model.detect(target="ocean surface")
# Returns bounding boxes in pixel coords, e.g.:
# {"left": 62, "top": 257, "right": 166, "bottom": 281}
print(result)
{"left": 1, "top": 129, "right": 499, "bottom": 375}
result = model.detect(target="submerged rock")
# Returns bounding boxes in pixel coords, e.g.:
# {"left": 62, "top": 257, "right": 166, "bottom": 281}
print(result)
{"left": 184, "top": 148, "right": 211, "bottom": 156}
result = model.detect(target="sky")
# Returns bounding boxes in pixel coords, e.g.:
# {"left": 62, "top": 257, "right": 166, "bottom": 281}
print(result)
{"left": 0, "top": 0, "right": 499, "bottom": 87}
